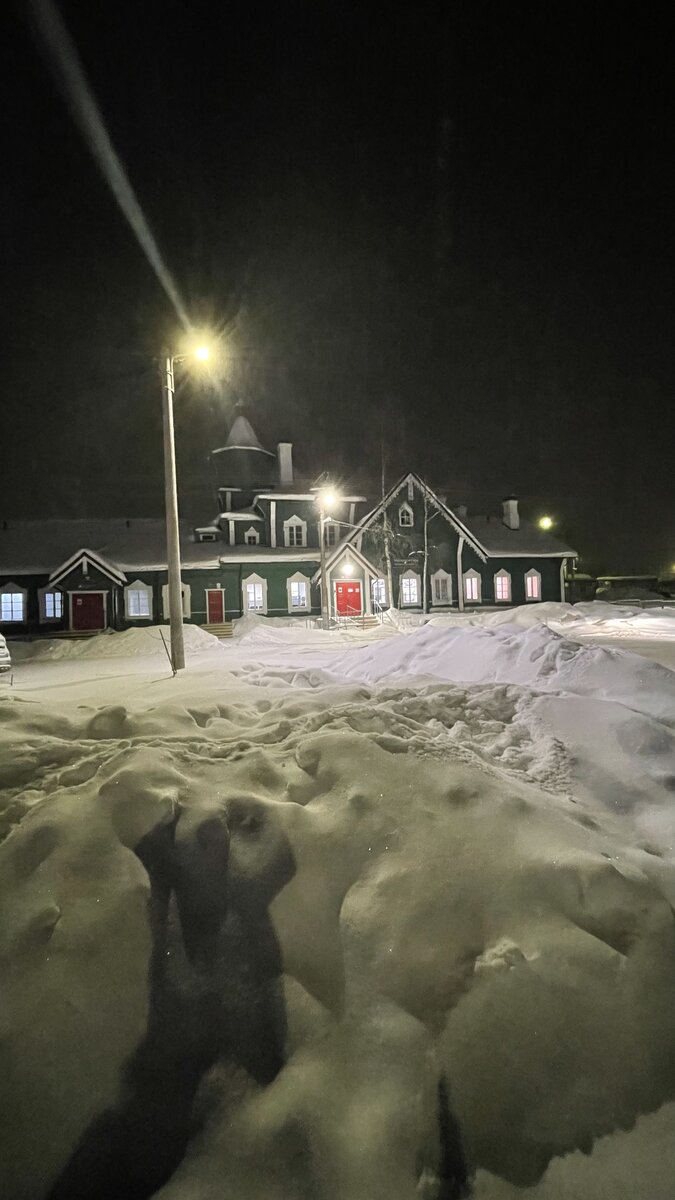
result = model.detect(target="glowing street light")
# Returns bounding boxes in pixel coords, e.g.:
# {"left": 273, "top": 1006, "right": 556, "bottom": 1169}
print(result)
{"left": 160, "top": 340, "right": 213, "bottom": 672}
{"left": 538, "top": 515, "right": 554, "bottom": 531}
{"left": 316, "top": 488, "right": 341, "bottom": 629}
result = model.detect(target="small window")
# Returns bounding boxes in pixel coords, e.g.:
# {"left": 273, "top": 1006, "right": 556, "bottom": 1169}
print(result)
{"left": 0, "top": 591, "right": 25, "bottom": 622}
{"left": 324, "top": 522, "right": 338, "bottom": 546}
{"left": 494, "top": 571, "right": 511, "bottom": 602}
{"left": 44, "top": 591, "right": 63, "bottom": 618}
{"left": 127, "top": 588, "right": 151, "bottom": 618}
{"left": 244, "top": 527, "right": 260, "bottom": 546}
{"left": 198, "top": 532, "right": 217, "bottom": 543}
{"left": 372, "top": 578, "right": 387, "bottom": 605}
{"left": 400, "top": 575, "right": 419, "bottom": 605}
{"left": 463, "top": 570, "right": 481, "bottom": 603}
{"left": 247, "top": 582, "right": 264, "bottom": 611}
{"left": 398, "top": 502, "right": 413, "bottom": 527}
{"left": 525, "top": 569, "right": 541, "bottom": 601}
{"left": 288, "top": 525, "right": 303, "bottom": 546}
{"left": 289, "top": 581, "right": 307, "bottom": 608}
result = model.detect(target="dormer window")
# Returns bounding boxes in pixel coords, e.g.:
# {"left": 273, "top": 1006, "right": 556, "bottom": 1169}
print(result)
{"left": 398, "top": 502, "right": 413, "bottom": 528}
{"left": 283, "top": 514, "right": 307, "bottom": 548}
{"left": 199, "top": 532, "right": 217, "bottom": 543}
{"left": 323, "top": 521, "right": 338, "bottom": 546}
{"left": 244, "top": 527, "right": 260, "bottom": 546}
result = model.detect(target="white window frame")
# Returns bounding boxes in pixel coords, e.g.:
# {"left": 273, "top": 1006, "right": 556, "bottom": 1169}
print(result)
{"left": 525, "top": 568, "right": 542, "bottom": 602}
{"left": 242, "top": 572, "right": 268, "bottom": 614}
{"left": 323, "top": 520, "right": 338, "bottom": 547}
{"left": 431, "top": 569, "right": 452, "bottom": 606}
{"left": 244, "top": 526, "right": 260, "bottom": 546}
{"left": 286, "top": 571, "right": 310, "bottom": 613}
{"left": 38, "top": 585, "right": 64, "bottom": 623}
{"left": 399, "top": 569, "right": 421, "bottom": 606}
{"left": 283, "top": 514, "right": 307, "bottom": 548}
{"left": 398, "top": 502, "right": 414, "bottom": 528}
{"left": 125, "top": 579, "right": 153, "bottom": 620}
{"left": 0, "top": 582, "right": 27, "bottom": 623}
{"left": 494, "top": 569, "right": 512, "bottom": 603}
{"left": 161, "top": 582, "right": 191, "bottom": 619}
{"left": 463, "top": 569, "right": 481, "bottom": 603}
{"left": 371, "top": 577, "right": 387, "bottom": 606}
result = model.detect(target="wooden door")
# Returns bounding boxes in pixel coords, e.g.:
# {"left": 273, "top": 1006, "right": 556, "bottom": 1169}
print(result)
{"left": 71, "top": 592, "right": 105, "bottom": 630}
{"left": 335, "top": 580, "right": 362, "bottom": 616}
{"left": 206, "top": 589, "right": 225, "bottom": 623}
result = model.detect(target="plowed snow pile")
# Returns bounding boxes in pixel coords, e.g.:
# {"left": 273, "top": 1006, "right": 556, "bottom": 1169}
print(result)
{"left": 1, "top": 607, "right": 675, "bottom": 1199}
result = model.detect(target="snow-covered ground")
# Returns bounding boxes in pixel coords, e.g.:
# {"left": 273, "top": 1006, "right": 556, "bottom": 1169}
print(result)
{"left": 1, "top": 602, "right": 675, "bottom": 1199}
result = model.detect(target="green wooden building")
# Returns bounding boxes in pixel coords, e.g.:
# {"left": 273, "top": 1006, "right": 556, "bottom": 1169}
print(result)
{"left": 0, "top": 413, "right": 576, "bottom": 637}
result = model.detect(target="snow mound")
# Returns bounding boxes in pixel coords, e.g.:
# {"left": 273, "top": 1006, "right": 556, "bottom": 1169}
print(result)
{"left": 328, "top": 621, "right": 675, "bottom": 722}
{"left": 12, "top": 624, "right": 223, "bottom": 661}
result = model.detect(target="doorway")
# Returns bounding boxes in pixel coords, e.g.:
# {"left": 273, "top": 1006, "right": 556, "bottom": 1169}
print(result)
{"left": 71, "top": 591, "right": 106, "bottom": 631}
{"left": 335, "top": 580, "right": 362, "bottom": 616}
{"left": 206, "top": 589, "right": 225, "bottom": 623}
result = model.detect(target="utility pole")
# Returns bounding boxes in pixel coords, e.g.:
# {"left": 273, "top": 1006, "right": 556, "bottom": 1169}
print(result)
{"left": 319, "top": 501, "right": 330, "bottom": 630}
{"left": 161, "top": 350, "right": 185, "bottom": 672}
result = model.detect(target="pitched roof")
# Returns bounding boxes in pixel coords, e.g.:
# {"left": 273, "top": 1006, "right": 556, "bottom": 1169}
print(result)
{"left": 0, "top": 519, "right": 222, "bottom": 574}
{"left": 463, "top": 516, "right": 576, "bottom": 557}
{"left": 211, "top": 414, "right": 274, "bottom": 456}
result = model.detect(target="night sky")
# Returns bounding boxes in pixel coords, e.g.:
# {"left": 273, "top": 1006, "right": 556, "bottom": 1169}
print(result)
{"left": 2, "top": 1, "right": 674, "bottom": 573}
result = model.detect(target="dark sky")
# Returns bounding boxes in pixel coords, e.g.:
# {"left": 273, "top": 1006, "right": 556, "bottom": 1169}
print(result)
{"left": 2, "top": 1, "right": 674, "bottom": 573}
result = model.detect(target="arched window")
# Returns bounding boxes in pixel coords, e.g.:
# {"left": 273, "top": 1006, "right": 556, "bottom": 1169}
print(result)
{"left": 242, "top": 573, "right": 268, "bottom": 614}
{"left": 125, "top": 579, "right": 153, "bottom": 620}
{"left": 463, "top": 569, "right": 481, "bottom": 603}
{"left": 399, "top": 569, "right": 421, "bottom": 606}
{"left": 431, "top": 569, "right": 452, "bottom": 605}
{"left": 525, "top": 568, "right": 542, "bottom": 601}
{"left": 283, "top": 514, "right": 307, "bottom": 547}
{"left": 493, "top": 569, "right": 511, "bottom": 603}
{"left": 286, "top": 571, "right": 310, "bottom": 612}
{"left": 398, "top": 502, "right": 414, "bottom": 528}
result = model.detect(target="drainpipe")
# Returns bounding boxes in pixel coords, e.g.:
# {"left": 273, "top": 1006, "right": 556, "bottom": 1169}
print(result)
{"left": 456, "top": 535, "right": 465, "bottom": 612}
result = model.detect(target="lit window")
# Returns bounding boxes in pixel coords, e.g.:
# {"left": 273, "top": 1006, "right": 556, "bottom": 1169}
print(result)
{"left": 464, "top": 572, "right": 481, "bottom": 602}
{"left": 372, "top": 578, "right": 387, "bottom": 605}
{"left": 0, "top": 592, "right": 24, "bottom": 622}
{"left": 400, "top": 575, "right": 419, "bottom": 605}
{"left": 399, "top": 503, "right": 413, "bottom": 527}
{"left": 494, "top": 572, "right": 511, "bottom": 602}
{"left": 127, "top": 588, "right": 151, "bottom": 618}
{"left": 247, "top": 582, "right": 264, "bottom": 611}
{"left": 525, "top": 570, "right": 541, "bottom": 601}
{"left": 44, "top": 591, "right": 63, "bottom": 619}
{"left": 290, "top": 581, "right": 307, "bottom": 608}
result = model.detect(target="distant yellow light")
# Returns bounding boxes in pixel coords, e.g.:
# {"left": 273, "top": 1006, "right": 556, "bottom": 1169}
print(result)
{"left": 538, "top": 515, "right": 554, "bottom": 531}
{"left": 194, "top": 344, "right": 210, "bottom": 361}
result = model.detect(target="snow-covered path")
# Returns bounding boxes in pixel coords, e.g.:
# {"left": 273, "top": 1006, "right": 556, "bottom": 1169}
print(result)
{"left": 1, "top": 603, "right": 675, "bottom": 1199}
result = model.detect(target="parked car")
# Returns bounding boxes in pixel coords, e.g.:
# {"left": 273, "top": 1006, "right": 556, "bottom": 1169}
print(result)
{"left": 0, "top": 633, "right": 11, "bottom": 672}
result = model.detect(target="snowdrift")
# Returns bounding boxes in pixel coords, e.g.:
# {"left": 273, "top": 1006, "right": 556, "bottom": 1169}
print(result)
{"left": 1, "top": 614, "right": 675, "bottom": 1199}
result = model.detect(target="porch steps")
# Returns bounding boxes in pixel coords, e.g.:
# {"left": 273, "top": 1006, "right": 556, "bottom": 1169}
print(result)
{"left": 201, "top": 622, "right": 234, "bottom": 639}
{"left": 348, "top": 614, "right": 381, "bottom": 630}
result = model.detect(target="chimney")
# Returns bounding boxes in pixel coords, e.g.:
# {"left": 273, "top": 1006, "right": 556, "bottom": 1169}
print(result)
{"left": 456, "top": 503, "right": 468, "bottom": 520}
{"left": 502, "top": 496, "right": 520, "bottom": 530}
{"left": 277, "top": 442, "right": 293, "bottom": 486}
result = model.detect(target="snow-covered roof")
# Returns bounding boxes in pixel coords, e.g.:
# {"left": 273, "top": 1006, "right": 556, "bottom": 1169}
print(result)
{"left": 211, "top": 415, "right": 274, "bottom": 456}
{"left": 216, "top": 546, "right": 321, "bottom": 563}
{"left": 219, "top": 509, "right": 264, "bottom": 522}
{"left": 0, "top": 519, "right": 222, "bottom": 575}
{"left": 462, "top": 516, "right": 577, "bottom": 557}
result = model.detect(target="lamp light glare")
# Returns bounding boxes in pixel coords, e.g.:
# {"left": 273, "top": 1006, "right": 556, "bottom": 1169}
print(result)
{"left": 194, "top": 344, "right": 210, "bottom": 361}
{"left": 538, "top": 515, "right": 554, "bottom": 531}
{"left": 342, "top": 561, "right": 353, "bottom": 575}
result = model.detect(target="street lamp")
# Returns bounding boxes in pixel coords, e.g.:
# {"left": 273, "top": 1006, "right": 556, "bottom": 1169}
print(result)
{"left": 538, "top": 515, "right": 554, "bottom": 531}
{"left": 160, "top": 342, "right": 211, "bottom": 672}
{"left": 316, "top": 489, "right": 340, "bottom": 630}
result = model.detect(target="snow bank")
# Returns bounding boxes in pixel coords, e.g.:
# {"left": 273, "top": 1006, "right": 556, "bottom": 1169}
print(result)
{"left": 12, "top": 623, "right": 223, "bottom": 661}
{"left": 328, "top": 621, "right": 675, "bottom": 723}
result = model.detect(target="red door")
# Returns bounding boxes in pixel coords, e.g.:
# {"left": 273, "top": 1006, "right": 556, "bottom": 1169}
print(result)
{"left": 335, "top": 580, "right": 362, "bottom": 616}
{"left": 71, "top": 592, "right": 106, "bottom": 630}
{"left": 206, "top": 589, "right": 225, "bottom": 623}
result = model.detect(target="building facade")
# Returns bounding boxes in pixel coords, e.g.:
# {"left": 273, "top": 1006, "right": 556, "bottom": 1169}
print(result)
{"left": 0, "top": 414, "right": 576, "bottom": 637}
